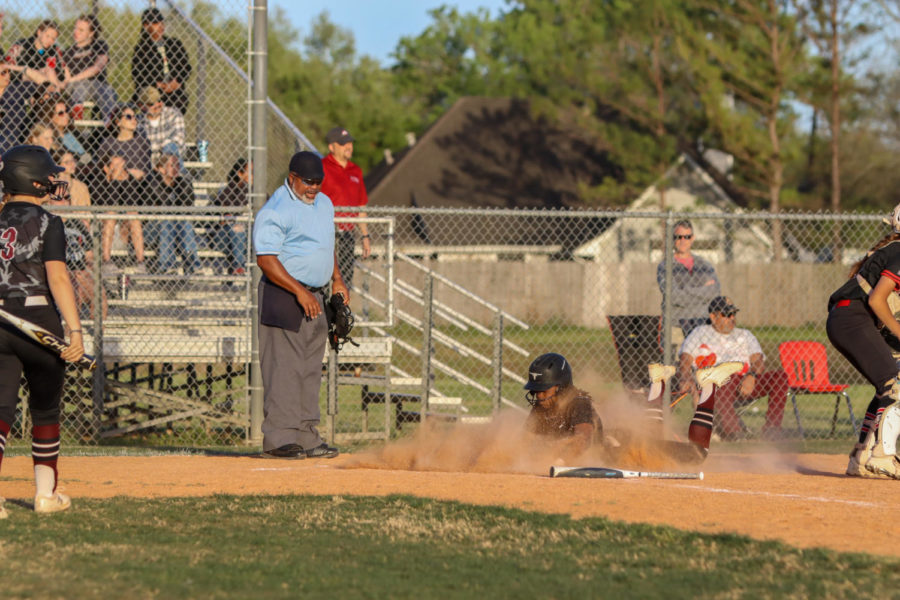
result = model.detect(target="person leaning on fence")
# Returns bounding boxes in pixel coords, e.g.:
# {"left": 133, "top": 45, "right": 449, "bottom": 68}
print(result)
{"left": 212, "top": 157, "right": 251, "bottom": 276}
{"left": 826, "top": 203, "right": 900, "bottom": 479}
{"left": 676, "top": 296, "right": 788, "bottom": 446}
{"left": 145, "top": 153, "right": 199, "bottom": 276}
{"left": 321, "top": 126, "right": 371, "bottom": 290}
{"left": 131, "top": 8, "right": 192, "bottom": 116}
{"left": 94, "top": 153, "right": 146, "bottom": 276}
{"left": 60, "top": 14, "right": 118, "bottom": 122}
{"left": 657, "top": 219, "right": 721, "bottom": 337}
{"left": 0, "top": 145, "right": 86, "bottom": 517}
{"left": 523, "top": 353, "right": 603, "bottom": 461}
{"left": 252, "top": 151, "right": 347, "bottom": 460}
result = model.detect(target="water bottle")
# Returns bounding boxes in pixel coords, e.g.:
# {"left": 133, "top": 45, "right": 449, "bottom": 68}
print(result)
{"left": 197, "top": 140, "right": 209, "bottom": 163}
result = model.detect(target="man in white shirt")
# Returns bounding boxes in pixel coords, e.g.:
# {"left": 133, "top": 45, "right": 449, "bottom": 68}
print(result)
{"left": 677, "top": 296, "right": 789, "bottom": 441}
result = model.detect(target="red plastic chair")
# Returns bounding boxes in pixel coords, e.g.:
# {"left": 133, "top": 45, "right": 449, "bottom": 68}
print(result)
{"left": 777, "top": 341, "right": 857, "bottom": 438}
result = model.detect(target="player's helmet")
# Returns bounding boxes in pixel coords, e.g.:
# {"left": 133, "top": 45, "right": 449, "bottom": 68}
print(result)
{"left": 0, "top": 145, "right": 67, "bottom": 199}
{"left": 524, "top": 353, "right": 572, "bottom": 406}
{"left": 885, "top": 203, "right": 900, "bottom": 234}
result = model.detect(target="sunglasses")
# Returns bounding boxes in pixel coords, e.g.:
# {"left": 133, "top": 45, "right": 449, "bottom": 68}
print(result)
{"left": 718, "top": 311, "right": 737, "bottom": 318}
{"left": 55, "top": 109, "right": 68, "bottom": 116}
{"left": 122, "top": 114, "right": 136, "bottom": 120}
{"left": 300, "top": 177, "right": 323, "bottom": 186}
{"left": 674, "top": 234, "right": 693, "bottom": 240}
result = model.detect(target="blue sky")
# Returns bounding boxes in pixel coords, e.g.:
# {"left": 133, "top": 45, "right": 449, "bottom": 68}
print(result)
{"left": 268, "top": 0, "right": 509, "bottom": 66}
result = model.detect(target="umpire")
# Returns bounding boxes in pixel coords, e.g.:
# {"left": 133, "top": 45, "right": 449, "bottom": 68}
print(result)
{"left": 253, "top": 151, "right": 348, "bottom": 459}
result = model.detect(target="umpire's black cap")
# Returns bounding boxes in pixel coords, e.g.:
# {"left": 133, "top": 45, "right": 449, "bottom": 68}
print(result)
{"left": 288, "top": 151, "right": 324, "bottom": 179}
{"left": 142, "top": 8, "right": 165, "bottom": 24}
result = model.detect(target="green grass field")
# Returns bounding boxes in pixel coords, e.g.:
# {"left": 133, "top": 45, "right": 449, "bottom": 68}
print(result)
{"left": 2, "top": 494, "right": 898, "bottom": 599}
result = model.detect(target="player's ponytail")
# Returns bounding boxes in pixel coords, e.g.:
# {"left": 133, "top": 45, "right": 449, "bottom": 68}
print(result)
{"left": 849, "top": 232, "right": 900, "bottom": 278}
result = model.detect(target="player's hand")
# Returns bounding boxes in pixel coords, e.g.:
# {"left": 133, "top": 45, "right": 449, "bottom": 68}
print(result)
{"left": 296, "top": 288, "right": 321, "bottom": 319}
{"left": 62, "top": 331, "right": 85, "bottom": 362}
{"left": 740, "top": 374, "right": 756, "bottom": 397}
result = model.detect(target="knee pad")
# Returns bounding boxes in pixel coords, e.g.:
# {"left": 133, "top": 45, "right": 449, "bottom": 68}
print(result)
{"left": 875, "top": 401, "right": 900, "bottom": 456}
{"left": 877, "top": 377, "right": 900, "bottom": 402}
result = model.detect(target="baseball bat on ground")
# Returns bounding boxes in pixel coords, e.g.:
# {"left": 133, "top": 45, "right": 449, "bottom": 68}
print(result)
{"left": 0, "top": 306, "right": 97, "bottom": 371}
{"left": 549, "top": 466, "right": 703, "bottom": 480}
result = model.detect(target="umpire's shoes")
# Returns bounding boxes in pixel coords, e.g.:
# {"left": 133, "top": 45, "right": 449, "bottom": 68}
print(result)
{"left": 34, "top": 491, "right": 71, "bottom": 514}
{"left": 262, "top": 443, "right": 306, "bottom": 459}
{"left": 305, "top": 443, "right": 339, "bottom": 459}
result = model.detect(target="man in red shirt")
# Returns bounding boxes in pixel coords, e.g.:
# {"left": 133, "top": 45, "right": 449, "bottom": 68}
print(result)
{"left": 321, "top": 126, "right": 371, "bottom": 287}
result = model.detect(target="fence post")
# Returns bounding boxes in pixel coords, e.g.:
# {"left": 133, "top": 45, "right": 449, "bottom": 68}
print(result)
{"left": 91, "top": 217, "right": 104, "bottom": 440}
{"left": 662, "top": 214, "right": 675, "bottom": 413}
{"left": 492, "top": 310, "right": 504, "bottom": 414}
{"left": 421, "top": 274, "right": 434, "bottom": 422}
{"left": 248, "top": 0, "right": 268, "bottom": 445}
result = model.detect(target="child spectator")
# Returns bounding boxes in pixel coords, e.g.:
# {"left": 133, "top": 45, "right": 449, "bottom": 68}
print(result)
{"left": 145, "top": 153, "right": 199, "bottom": 275}
{"left": 213, "top": 158, "right": 251, "bottom": 275}
{"left": 27, "top": 121, "right": 58, "bottom": 152}
{"left": 61, "top": 14, "right": 118, "bottom": 121}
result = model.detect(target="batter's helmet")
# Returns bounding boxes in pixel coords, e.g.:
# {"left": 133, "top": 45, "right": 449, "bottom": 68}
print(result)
{"left": 0, "top": 145, "right": 66, "bottom": 199}
{"left": 524, "top": 353, "right": 573, "bottom": 392}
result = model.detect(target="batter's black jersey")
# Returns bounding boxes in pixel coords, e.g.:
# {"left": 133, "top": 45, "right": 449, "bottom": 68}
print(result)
{"left": 525, "top": 388, "right": 601, "bottom": 439}
{"left": 829, "top": 241, "right": 900, "bottom": 310}
{"left": 0, "top": 201, "right": 66, "bottom": 308}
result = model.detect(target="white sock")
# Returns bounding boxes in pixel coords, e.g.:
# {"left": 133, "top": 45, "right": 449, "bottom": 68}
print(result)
{"left": 34, "top": 464, "right": 56, "bottom": 497}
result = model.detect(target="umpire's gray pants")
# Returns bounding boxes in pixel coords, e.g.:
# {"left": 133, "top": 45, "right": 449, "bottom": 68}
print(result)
{"left": 259, "top": 293, "right": 328, "bottom": 451}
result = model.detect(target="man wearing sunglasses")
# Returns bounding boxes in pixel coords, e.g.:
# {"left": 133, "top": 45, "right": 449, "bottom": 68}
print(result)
{"left": 676, "top": 296, "right": 788, "bottom": 443}
{"left": 657, "top": 219, "right": 720, "bottom": 337}
{"left": 253, "top": 151, "right": 348, "bottom": 460}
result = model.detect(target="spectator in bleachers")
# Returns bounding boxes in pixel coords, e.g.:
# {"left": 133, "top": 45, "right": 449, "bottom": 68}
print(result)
{"left": 0, "top": 67, "right": 24, "bottom": 152}
{"left": 53, "top": 150, "right": 91, "bottom": 213}
{"left": 137, "top": 85, "right": 184, "bottom": 167}
{"left": 27, "top": 121, "right": 58, "bottom": 152}
{"left": 97, "top": 105, "right": 151, "bottom": 180}
{"left": 3, "top": 20, "right": 65, "bottom": 94}
{"left": 95, "top": 154, "right": 147, "bottom": 275}
{"left": 43, "top": 99, "right": 89, "bottom": 161}
{"left": 213, "top": 158, "right": 251, "bottom": 275}
{"left": 46, "top": 172, "right": 105, "bottom": 319}
{"left": 61, "top": 15, "right": 118, "bottom": 122}
{"left": 146, "top": 153, "right": 199, "bottom": 275}
{"left": 131, "top": 8, "right": 192, "bottom": 116}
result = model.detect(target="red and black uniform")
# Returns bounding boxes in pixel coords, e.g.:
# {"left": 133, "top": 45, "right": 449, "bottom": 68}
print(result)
{"left": 0, "top": 201, "right": 67, "bottom": 481}
{"left": 321, "top": 154, "right": 367, "bottom": 286}
{"left": 525, "top": 388, "right": 602, "bottom": 441}
{"left": 827, "top": 241, "right": 900, "bottom": 443}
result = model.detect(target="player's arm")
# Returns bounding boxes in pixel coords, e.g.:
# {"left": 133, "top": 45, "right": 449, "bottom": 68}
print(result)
{"left": 740, "top": 353, "right": 765, "bottom": 396}
{"left": 45, "top": 260, "right": 84, "bottom": 362}
{"left": 869, "top": 275, "right": 900, "bottom": 341}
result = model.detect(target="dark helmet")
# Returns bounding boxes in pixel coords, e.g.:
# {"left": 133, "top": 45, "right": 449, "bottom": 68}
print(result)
{"left": 524, "top": 352, "right": 572, "bottom": 391}
{"left": 0, "top": 145, "right": 66, "bottom": 199}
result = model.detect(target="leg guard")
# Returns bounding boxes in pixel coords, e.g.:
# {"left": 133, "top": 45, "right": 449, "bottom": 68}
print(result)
{"left": 865, "top": 400, "right": 900, "bottom": 479}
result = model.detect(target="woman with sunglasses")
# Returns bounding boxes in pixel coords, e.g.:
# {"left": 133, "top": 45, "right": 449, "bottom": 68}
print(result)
{"left": 657, "top": 219, "right": 720, "bottom": 337}
{"left": 96, "top": 104, "right": 151, "bottom": 181}
{"left": 827, "top": 205, "right": 900, "bottom": 479}
{"left": 43, "top": 100, "right": 88, "bottom": 160}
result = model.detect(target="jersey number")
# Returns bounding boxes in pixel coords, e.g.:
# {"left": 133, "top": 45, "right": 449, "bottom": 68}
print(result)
{"left": 0, "top": 227, "right": 18, "bottom": 260}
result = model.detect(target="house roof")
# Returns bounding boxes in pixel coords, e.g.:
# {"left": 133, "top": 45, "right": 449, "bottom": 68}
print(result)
{"left": 365, "top": 97, "right": 621, "bottom": 248}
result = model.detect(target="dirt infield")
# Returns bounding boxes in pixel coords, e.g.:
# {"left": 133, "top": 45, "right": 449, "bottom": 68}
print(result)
{"left": 2, "top": 447, "right": 897, "bottom": 558}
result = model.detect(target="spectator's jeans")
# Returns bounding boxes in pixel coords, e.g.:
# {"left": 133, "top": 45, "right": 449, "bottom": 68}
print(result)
{"left": 153, "top": 220, "right": 199, "bottom": 274}
{"left": 713, "top": 371, "right": 789, "bottom": 434}
{"left": 66, "top": 79, "right": 119, "bottom": 120}
{"left": 212, "top": 222, "right": 247, "bottom": 273}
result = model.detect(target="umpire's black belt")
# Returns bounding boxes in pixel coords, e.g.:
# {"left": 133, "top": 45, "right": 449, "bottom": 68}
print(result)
{"left": 0, "top": 295, "right": 48, "bottom": 307}
{"left": 302, "top": 283, "right": 326, "bottom": 294}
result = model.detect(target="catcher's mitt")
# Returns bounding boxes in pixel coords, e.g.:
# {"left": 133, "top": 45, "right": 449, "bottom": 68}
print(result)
{"left": 324, "top": 293, "right": 358, "bottom": 353}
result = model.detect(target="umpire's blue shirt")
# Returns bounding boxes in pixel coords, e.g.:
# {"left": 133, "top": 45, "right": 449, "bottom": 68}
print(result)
{"left": 253, "top": 180, "right": 335, "bottom": 288}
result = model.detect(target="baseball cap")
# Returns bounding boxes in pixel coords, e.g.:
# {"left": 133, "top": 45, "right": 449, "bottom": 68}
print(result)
{"left": 325, "top": 127, "right": 355, "bottom": 145}
{"left": 139, "top": 86, "right": 161, "bottom": 106}
{"left": 708, "top": 296, "right": 739, "bottom": 315}
{"left": 288, "top": 151, "right": 324, "bottom": 179}
{"left": 142, "top": 8, "right": 165, "bottom": 24}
